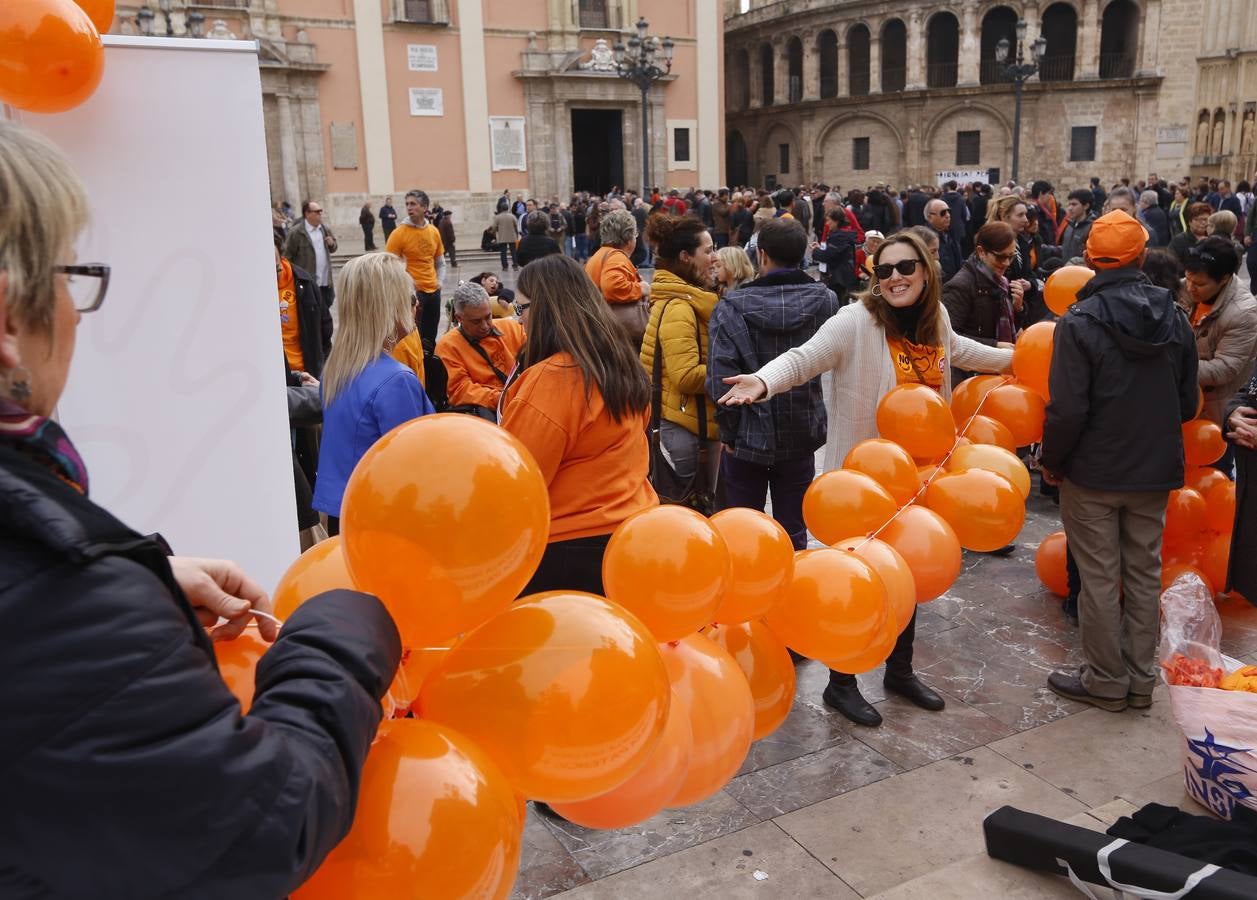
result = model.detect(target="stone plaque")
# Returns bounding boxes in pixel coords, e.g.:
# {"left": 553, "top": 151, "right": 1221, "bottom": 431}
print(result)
{"left": 408, "top": 88, "right": 443, "bottom": 117}
{"left": 407, "top": 44, "right": 437, "bottom": 71}
{"left": 329, "top": 121, "right": 357, "bottom": 169}
{"left": 489, "top": 116, "right": 527, "bottom": 171}
{"left": 1157, "top": 125, "right": 1188, "bottom": 143}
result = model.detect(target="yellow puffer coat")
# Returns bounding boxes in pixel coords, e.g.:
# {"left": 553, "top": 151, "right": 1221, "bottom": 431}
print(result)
{"left": 639, "top": 269, "right": 720, "bottom": 439}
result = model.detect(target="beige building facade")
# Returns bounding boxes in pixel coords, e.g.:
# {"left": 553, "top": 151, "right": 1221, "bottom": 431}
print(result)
{"left": 724, "top": 0, "right": 1257, "bottom": 192}
{"left": 111, "top": 1, "right": 724, "bottom": 234}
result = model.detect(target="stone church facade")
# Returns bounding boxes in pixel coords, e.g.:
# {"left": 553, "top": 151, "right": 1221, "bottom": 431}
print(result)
{"left": 724, "top": 0, "right": 1254, "bottom": 191}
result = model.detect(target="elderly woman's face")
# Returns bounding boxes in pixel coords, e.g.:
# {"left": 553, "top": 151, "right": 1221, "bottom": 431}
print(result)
{"left": 0, "top": 253, "right": 80, "bottom": 418}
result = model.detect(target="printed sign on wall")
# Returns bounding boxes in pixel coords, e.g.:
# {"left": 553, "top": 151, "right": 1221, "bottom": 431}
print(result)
{"left": 409, "top": 88, "right": 444, "bottom": 117}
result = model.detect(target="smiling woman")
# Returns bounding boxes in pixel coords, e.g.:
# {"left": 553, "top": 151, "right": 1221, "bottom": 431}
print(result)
{"left": 942, "top": 221, "right": 1026, "bottom": 382}
{"left": 715, "top": 230, "right": 1013, "bottom": 729}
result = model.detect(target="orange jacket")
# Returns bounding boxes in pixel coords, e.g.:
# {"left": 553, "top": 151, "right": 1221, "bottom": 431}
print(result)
{"left": 434, "top": 319, "right": 526, "bottom": 409}
{"left": 501, "top": 351, "right": 658, "bottom": 541}
{"left": 585, "top": 246, "right": 643, "bottom": 304}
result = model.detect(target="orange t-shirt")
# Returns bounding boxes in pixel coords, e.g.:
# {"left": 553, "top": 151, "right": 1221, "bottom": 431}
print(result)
{"left": 585, "top": 246, "right": 643, "bottom": 304}
{"left": 386, "top": 222, "right": 445, "bottom": 293}
{"left": 277, "top": 259, "right": 303, "bottom": 371}
{"left": 435, "top": 319, "right": 526, "bottom": 409}
{"left": 887, "top": 335, "right": 945, "bottom": 390}
{"left": 500, "top": 351, "right": 658, "bottom": 542}
{"left": 390, "top": 330, "right": 428, "bottom": 389}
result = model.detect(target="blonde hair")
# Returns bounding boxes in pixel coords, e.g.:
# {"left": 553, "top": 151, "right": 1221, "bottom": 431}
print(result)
{"left": 321, "top": 252, "right": 415, "bottom": 407}
{"left": 0, "top": 120, "right": 89, "bottom": 331}
{"left": 1208, "top": 210, "right": 1238, "bottom": 238}
{"left": 986, "top": 194, "right": 1027, "bottom": 225}
{"left": 715, "top": 246, "right": 754, "bottom": 290}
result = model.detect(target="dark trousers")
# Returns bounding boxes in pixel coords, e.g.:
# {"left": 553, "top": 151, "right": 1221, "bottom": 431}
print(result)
{"left": 828, "top": 609, "right": 918, "bottom": 687}
{"left": 1247, "top": 242, "right": 1257, "bottom": 284}
{"left": 416, "top": 289, "right": 441, "bottom": 347}
{"left": 446, "top": 245, "right": 457, "bottom": 267}
{"left": 382, "top": 224, "right": 395, "bottom": 242}
{"left": 714, "top": 232, "right": 730, "bottom": 249}
{"left": 521, "top": 534, "right": 611, "bottom": 596}
{"left": 362, "top": 224, "right": 376, "bottom": 251}
{"left": 326, "top": 515, "right": 340, "bottom": 537}
{"left": 719, "top": 452, "right": 814, "bottom": 551}
{"left": 319, "top": 284, "right": 335, "bottom": 340}
{"left": 498, "top": 242, "right": 517, "bottom": 269}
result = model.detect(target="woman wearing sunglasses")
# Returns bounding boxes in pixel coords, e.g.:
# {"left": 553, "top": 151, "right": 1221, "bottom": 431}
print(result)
{"left": 942, "top": 221, "right": 1025, "bottom": 383}
{"left": 717, "top": 231, "right": 1012, "bottom": 728}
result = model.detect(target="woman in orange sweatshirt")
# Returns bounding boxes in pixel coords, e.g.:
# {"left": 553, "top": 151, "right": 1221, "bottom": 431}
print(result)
{"left": 500, "top": 254, "right": 658, "bottom": 594}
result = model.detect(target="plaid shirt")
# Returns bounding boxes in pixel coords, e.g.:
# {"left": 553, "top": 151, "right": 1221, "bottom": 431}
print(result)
{"left": 707, "top": 269, "right": 839, "bottom": 465}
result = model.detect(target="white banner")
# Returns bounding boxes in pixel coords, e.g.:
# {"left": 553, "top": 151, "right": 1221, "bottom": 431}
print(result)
{"left": 936, "top": 169, "right": 989, "bottom": 185}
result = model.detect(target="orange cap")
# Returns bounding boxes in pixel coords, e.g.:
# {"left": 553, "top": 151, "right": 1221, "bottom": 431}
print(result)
{"left": 1085, "top": 210, "right": 1149, "bottom": 269}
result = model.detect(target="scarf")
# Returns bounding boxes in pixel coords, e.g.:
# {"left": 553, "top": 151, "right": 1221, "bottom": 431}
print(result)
{"left": 277, "top": 257, "right": 295, "bottom": 297}
{"left": 0, "top": 397, "right": 89, "bottom": 495}
{"left": 975, "top": 258, "right": 1017, "bottom": 343}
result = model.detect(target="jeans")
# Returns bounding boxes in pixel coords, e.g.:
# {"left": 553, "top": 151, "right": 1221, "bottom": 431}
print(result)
{"left": 498, "top": 242, "right": 517, "bottom": 269}
{"left": 416, "top": 288, "right": 441, "bottom": 347}
{"left": 719, "top": 452, "right": 814, "bottom": 550}
{"left": 575, "top": 234, "right": 589, "bottom": 261}
{"left": 1247, "top": 241, "right": 1257, "bottom": 285}
{"left": 521, "top": 534, "right": 611, "bottom": 595}
{"left": 565, "top": 236, "right": 577, "bottom": 258}
{"left": 660, "top": 420, "right": 722, "bottom": 490}
{"left": 828, "top": 609, "right": 919, "bottom": 686}
{"left": 714, "top": 232, "right": 730, "bottom": 249}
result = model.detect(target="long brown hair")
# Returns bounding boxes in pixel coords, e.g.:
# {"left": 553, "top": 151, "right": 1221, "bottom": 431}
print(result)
{"left": 513, "top": 254, "right": 650, "bottom": 422}
{"left": 860, "top": 231, "right": 944, "bottom": 347}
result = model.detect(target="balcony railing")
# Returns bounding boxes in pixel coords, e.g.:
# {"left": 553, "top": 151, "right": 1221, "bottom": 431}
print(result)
{"left": 927, "top": 61, "right": 958, "bottom": 88}
{"left": 849, "top": 70, "right": 870, "bottom": 96}
{"left": 881, "top": 66, "right": 906, "bottom": 92}
{"left": 979, "top": 59, "right": 1012, "bottom": 84}
{"left": 788, "top": 76, "right": 802, "bottom": 103}
{"left": 1038, "top": 54, "right": 1075, "bottom": 82}
{"left": 1099, "top": 53, "right": 1134, "bottom": 79}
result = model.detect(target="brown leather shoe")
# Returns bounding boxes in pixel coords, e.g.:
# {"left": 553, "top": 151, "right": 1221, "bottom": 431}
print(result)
{"left": 1048, "top": 671, "right": 1127, "bottom": 712}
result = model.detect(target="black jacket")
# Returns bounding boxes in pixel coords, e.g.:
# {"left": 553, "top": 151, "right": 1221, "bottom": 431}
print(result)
{"left": 0, "top": 443, "right": 400, "bottom": 899}
{"left": 1225, "top": 370, "right": 1257, "bottom": 602}
{"left": 937, "top": 229, "right": 964, "bottom": 282}
{"left": 811, "top": 228, "right": 858, "bottom": 291}
{"left": 291, "top": 262, "right": 332, "bottom": 377}
{"left": 1041, "top": 268, "right": 1199, "bottom": 491}
{"left": 1142, "top": 206, "right": 1171, "bottom": 248}
{"left": 942, "top": 255, "right": 1027, "bottom": 350}
{"left": 707, "top": 269, "right": 837, "bottom": 465}
{"left": 1009, "top": 233, "right": 1047, "bottom": 323}
{"left": 516, "top": 234, "right": 561, "bottom": 267}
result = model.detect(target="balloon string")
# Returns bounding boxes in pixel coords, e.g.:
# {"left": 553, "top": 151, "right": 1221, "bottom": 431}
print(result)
{"left": 251, "top": 609, "right": 284, "bottom": 627}
{"left": 853, "top": 375, "right": 1015, "bottom": 552}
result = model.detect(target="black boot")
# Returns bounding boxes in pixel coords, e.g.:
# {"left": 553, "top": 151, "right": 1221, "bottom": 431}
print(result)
{"left": 883, "top": 671, "right": 946, "bottom": 711}
{"left": 822, "top": 673, "right": 881, "bottom": 726}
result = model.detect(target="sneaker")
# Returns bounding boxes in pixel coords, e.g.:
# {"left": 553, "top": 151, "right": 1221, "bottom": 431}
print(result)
{"left": 1047, "top": 671, "right": 1127, "bottom": 712}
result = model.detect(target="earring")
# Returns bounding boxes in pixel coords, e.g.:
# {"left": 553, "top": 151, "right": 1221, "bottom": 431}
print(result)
{"left": 2, "top": 366, "right": 32, "bottom": 403}
{"left": 871, "top": 282, "right": 882, "bottom": 297}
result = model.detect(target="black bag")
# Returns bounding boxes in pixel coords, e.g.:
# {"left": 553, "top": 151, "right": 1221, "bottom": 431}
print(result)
{"left": 423, "top": 350, "right": 449, "bottom": 411}
{"left": 648, "top": 300, "right": 715, "bottom": 515}
{"left": 480, "top": 227, "right": 496, "bottom": 252}
{"left": 441, "top": 330, "right": 509, "bottom": 423}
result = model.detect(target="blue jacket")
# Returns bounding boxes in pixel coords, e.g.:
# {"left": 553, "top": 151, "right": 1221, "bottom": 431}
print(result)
{"left": 313, "top": 354, "right": 434, "bottom": 516}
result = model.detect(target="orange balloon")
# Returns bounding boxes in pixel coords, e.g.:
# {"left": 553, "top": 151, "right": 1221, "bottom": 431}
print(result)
{"left": 832, "top": 536, "right": 916, "bottom": 632}
{"left": 917, "top": 464, "right": 940, "bottom": 488}
{"left": 272, "top": 536, "right": 356, "bottom": 620}
{"left": 0, "top": 0, "right": 105, "bottom": 113}
{"left": 951, "top": 375, "right": 1008, "bottom": 426}
{"left": 1205, "top": 481, "right": 1236, "bottom": 534}
{"left": 550, "top": 687, "right": 693, "bottom": 829}
{"left": 709, "top": 508, "right": 795, "bottom": 625}
{"left": 879, "top": 505, "right": 963, "bottom": 602}
{"left": 661, "top": 635, "right": 755, "bottom": 807}
{"left": 802, "top": 469, "right": 897, "bottom": 544}
{"left": 843, "top": 438, "right": 920, "bottom": 506}
{"left": 1183, "top": 420, "right": 1227, "bottom": 467}
{"left": 766, "top": 548, "right": 887, "bottom": 661}
{"left": 417, "top": 592, "right": 670, "bottom": 803}
{"left": 603, "top": 505, "right": 732, "bottom": 642}
{"left": 962, "top": 414, "right": 1018, "bottom": 453}
{"left": 394, "top": 641, "right": 457, "bottom": 713}
{"left": 1011, "top": 321, "right": 1056, "bottom": 401}
{"left": 876, "top": 384, "right": 958, "bottom": 460}
{"left": 211, "top": 626, "right": 270, "bottom": 714}
{"left": 1036, "top": 531, "right": 1070, "bottom": 597}
{"left": 982, "top": 383, "right": 1046, "bottom": 446}
{"left": 946, "top": 443, "right": 1032, "bottom": 499}
{"left": 912, "top": 436, "right": 971, "bottom": 468}
{"left": 1164, "top": 488, "right": 1207, "bottom": 543}
{"left": 1044, "top": 264, "right": 1095, "bottom": 316}
{"left": 704, "top": 620, "right": 796, "bottom": 741}
{"left": 824, "top": 606, "right": 897, "bottom": 674}
{"left": 1186, "top": 465, "right": 1229, "bottom": 495}
{"left": 1163, "top": 526, "right": 1209, "bottom": 569}
{"left": 1162, "top": 562, "right": 1212, "bottom": 594}
{"left": 924, "top": 469, "right": 1025, "bottom": 552}
{"left": 74, "top": 0, "right": 114, "bottom": 31}
{"left": 341, "top": 415, "right": 549, "bottom": 647}
{"left": 294, "top": 720, "right": 521, "bottom": 900}
{"left": 1202, "top": 532, "right": 1231, "bottom": 595}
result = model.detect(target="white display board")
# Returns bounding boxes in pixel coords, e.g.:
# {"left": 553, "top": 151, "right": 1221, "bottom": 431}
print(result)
{"left": 15, "top": 36, "right": 299, "bottom": 591}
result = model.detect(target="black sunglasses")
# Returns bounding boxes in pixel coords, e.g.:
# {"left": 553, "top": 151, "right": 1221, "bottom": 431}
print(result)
{"left": 873, "top": 259, "right": 924, "bottom": 280}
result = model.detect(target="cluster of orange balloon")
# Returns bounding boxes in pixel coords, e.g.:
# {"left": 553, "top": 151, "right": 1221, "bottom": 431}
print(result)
{"left": 0, "top": 0, "right": 111, "bottom": 114}
{"left": 1160, "top": 413, "right": 1237, "bottom": 595}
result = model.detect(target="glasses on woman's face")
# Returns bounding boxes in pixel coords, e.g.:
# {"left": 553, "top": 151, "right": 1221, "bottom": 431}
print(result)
{"left": 55, "top": 264, "right": 110, "bottom": 313}
{"left": 872, "top": 258, "right": 923, "bottom": 280}
{"left": 513, "top": 300, "right": 531, "bottom": 316}
{"left": 986, "top": 249, "right": 1017, "bottom": 264}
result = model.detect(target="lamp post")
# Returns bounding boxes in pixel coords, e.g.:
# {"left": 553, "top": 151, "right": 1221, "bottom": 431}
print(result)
{"left": 135, "top": 5, "right": 155, "bottom": 35}
{"left": 995, "top": 20, "right": 1047, "bottom": 185}
{"left": 157, "top": 0, "right": 175, "bottom": 36}
{"left": 613, "top": 18, "right": 674, "bottom": 194}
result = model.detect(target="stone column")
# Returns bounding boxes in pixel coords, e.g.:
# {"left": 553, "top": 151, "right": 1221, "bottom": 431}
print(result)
{"left": 276, "top": 94, "right": 302, "bottom": 210}
{"left": 351, "top": 0, "right": 395, "bottom": 195}
{"left": 749, "top": 49, "right": 764, "bottom": 108}
{"left": 696, "top": 0, "right": 722, "bottom": 188}
{"left": 1021, "top": 4, "right": 1041, "bottom": 82}
{"left": 906, "top": 10, "right": 925, "bottom": 90}
{"left": 869, "top": 33, "right": 882, "bottom": 94}
{"left": 802, "top": 32, "right": 820, "bottom": 100}
{"left": 458, "top": 0, "right": 492, "bottom": 193}
{"left": 773, "top": 37, "right": 788, "bottom": 106}
{"left": 958, "top": 2, "right": 979, "bottom": 86}
{"left": 1138, "top": 0, "right": 1161, "bottom": 76}
{"left": 836, "top": 39, "right": 846, "bottom": 97}
{"left": 1078, "top": 0, "right": 1100, "bottom": 80}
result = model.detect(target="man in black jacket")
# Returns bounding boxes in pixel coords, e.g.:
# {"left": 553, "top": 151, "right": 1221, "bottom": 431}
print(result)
{"left": 707, "top": 218, "right": 838, "bottom": 549}
{"left": 926, "top": 198, "right": 963, "bottom": 281}
{"left": 1041, "top": 210, "right": 1199, "bottom": 713}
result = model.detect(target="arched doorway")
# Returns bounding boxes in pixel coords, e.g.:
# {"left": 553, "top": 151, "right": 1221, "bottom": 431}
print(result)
{"left": 848, "top": 24, "right": 871, "bottom": 96}
{"left": 881, "top": 19, "right": 907, "bottom": 92}
{"left": 980, "top": 6, "right": 1018, "bottom": 84}
{"left": 729, "top": 48, "right": 750, "bottom": 111}
{"left": 787, "top": 36, "right": 803, "bottom": 102}
{"left": 926, "top": 12, "right": 959, "bottom": 88}
{"left": 1039, "top": 3, "right": 1077, "bottom": 81}
{"left": 818, "top": 30, "right": 838, "bottom": 98}
{"left": 727, "top": 130, "right": 749, "bottom": 187}
{"left": 1099, "top": 0, "right": 1138, "bottom": 78}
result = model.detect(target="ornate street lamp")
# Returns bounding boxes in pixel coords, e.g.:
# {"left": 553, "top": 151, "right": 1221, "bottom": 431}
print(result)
{"left": 135, "top": 5, "right": 155, "bottom": 35}
{"left": 614, "top": 18, "right": 674, "bottom": 194}
{"left": 187, "top": 10, "right": 205, "bottom": 37}
{"left": 995, "top": 20, "right": 1047, "bottom": 184}
{"left": 158, "top": 0, "right": 176, "bottom": 36}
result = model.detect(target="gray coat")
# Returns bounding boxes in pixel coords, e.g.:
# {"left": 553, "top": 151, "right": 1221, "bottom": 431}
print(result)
{"left": 283, "top": 221, "right": 337, "bottom": 283}
{"left": 493, "top": 210, "right": 519, "bottom": 244}
{"left": 1059, "top": 214, "right": 1095, "bottom": 263}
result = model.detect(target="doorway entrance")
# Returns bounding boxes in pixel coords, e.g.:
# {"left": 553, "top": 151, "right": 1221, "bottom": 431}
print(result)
{"left": 571, "top": 109, "right": 624, "bottom": 195}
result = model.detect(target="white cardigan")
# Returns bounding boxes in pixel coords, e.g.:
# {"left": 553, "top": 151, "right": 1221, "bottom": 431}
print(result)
{"left": 755, "top": 301, "right": 1014, "bottom": 472}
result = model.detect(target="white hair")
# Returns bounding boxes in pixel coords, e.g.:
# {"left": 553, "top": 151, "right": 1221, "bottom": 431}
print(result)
{"left": 451, "top": 280, "right": 491, "bottom": 313}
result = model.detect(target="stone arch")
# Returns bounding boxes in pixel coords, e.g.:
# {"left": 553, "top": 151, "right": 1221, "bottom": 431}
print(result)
{"left": 922, "top": 103, "right": 1012, "bottom": 183}
{"left": 1099, "top": 0, "right": 1139, "bottom": 78}
{"left": 926, "top": 11, "right": 960, "bottom": 88}
{"left": 1039, "top": 2, "right": 1078, "bottom": 81}
{"left": 728, "top": 47, "right": 751, "bottom": 111}
{"left": 980, "top": 5, "right": 1019, "bottom": 84}
{"left": 1195, "top": 109, "right": 1212, "bottom": 156}
{"left": 762, "top": 121, "right": 803, "bottom": 181}
{"left": 1212, "top": 107, "right": 1227, "bottom": 158}
{"left": 818, "top": 29, "right": 838, "bottom": 99}
{"left": 816, "top": 112, "right": 905, "bottom": 187}
{"left": 848, "top": 23, "right": 871, "bottom": 96}
{"left": 881, "top": 18, "right": 908, "bottom": 92}
{"left": 727, "top": 129, "right": 749, "bottom": 187}
{"left": 923, "top": 100, "right": 1013, "bottom": 148}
